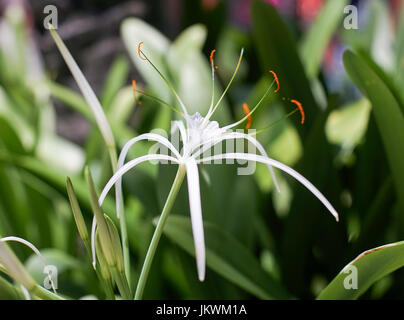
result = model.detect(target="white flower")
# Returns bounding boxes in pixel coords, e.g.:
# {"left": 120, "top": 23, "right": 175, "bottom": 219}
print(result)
{"left": 91, "top": 45, "right": 339, "bottom": 282}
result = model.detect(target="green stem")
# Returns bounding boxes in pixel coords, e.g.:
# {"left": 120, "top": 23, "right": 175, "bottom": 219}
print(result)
{"left": 108, "top": 147, "right": 131, "bottom": 285}
{"left": 0, "top": 276, "right": 25, "bottom": 299}
{"left": 118, "top": 200, "right": 130, "bottom": 285}
{"left": 134, "top": 164, "right": 186, "bottom": 300}
{"left": 100, "top": 274, "right": 115, "bottom": 300}
{"left": 112, "top": 267, "right": 131, "bottom": 300}
{"left": 30, "top": 285, "right": 65, "bottom": 300}
{"left": 84, "top": 242, "right": 115, "bottom": 300}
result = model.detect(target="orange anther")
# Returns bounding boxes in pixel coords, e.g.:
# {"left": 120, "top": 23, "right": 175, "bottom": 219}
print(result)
{"left": 269, "top": 70, "right": 280, "bottom": 93}
{"left": 243, "top": 103, "right": 252, "bottom": 129}
{"left": 290, "top": 99, "right": 305, "bottom": 124}
{"left": 132, "top": 80, "right": 137, "bottom": 94}
{"left": 209, "top": 49, "right": 216, "bottom": 68}
{"left": 138, "top": 41, "right": 147, "bottom": 60}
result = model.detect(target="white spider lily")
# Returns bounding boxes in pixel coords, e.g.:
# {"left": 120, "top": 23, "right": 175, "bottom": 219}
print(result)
{"left": 90, "top": 44, "right": 339, "bottom": 283}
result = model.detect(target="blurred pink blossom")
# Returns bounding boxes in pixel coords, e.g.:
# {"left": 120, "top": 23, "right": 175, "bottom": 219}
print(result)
{"left": 297, "top": 0, "right": 324, "bottom": 23}
{"left": 266, "top": 0, "right": 280, "bottom": 6}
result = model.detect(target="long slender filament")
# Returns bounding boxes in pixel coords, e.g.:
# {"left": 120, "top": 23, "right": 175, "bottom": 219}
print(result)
{"left": 247, "top": 109, "right": 299, "bottom": 136}
{"left": 206, "top": 49, "right": 217, "bottom": 117}
{"left": 202, "top": 48, "right": 245, "bottom": 126}
{"left": 136, "top": 89, "right": 184, "bottom": 116}
{"left": 223, "top": 79, "right": 276, "bottom": 131}
{"left": 138, "top": 42, "right": 189, "bottom": 116}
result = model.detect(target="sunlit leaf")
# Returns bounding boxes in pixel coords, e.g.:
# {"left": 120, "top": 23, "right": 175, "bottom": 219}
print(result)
{"left": 300, "top": 0, "right": 349, "bottom": 79}
{"left": 344, "top": 50, "right": 404, "bottom": 211}
{"left": 318, "top": 241, "right": 404, "bottom": 299}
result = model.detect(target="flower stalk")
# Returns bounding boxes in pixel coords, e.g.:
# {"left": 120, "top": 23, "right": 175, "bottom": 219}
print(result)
{"left": 135, "top": 164, "right": 186, "bottom": 300}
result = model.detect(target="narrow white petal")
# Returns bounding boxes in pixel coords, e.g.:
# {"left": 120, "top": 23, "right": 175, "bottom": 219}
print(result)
{"left": 0, "top": 237, "right": 46, "bottom": 267}
{"left": 116, "top": 133, "right": 181, "bottom": 218}
{"left": 90, "top": 154, "right": 180, "bottom": 267}
{"left": 0, "top": 236, "right": 56, "bottom": 293}
{"left": 172, "top": 120, "right": 188, "bottom": 145}
{"left": 198, "top": 153, "right": 339, "bottom": 221}
{"left": 101, "top": 154, "right": 179, "bottom": 205}
{"left": 193, "top": 132, "right": 280, "bottom": 192}
{"left": 185, "top": 158, "right": 206, "bottom": 281}
{"left": 90, "top": 216, "right": 97, "bottom": 268}
{"left": 20, "top": 285, "right": 31, "bottom": 300}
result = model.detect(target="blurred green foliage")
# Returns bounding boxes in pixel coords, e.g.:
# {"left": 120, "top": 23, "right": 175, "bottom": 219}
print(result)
{"left": 1, "top": 0, "right": 404, "bottom": 299}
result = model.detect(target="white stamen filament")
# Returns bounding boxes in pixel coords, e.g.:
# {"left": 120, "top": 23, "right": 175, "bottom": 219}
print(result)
{"left": 222, "top": 80, "right": 276, "bottom": 131}
{"left": 203, "top": 48, "right": 244, "bottom": 125}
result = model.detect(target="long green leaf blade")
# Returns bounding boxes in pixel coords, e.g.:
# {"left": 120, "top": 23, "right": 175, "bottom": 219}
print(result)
{"left": 300, "top": 0, "right": 349, "bottom": 79}
{"left": 49, "top": 26, "right": 115, "bottom": 151}
{"left": 343, "top": 50, "right": 404, "bottom": 212}
{"left": 318, "top": 241, "right": 404, "bottom": 299}
{"left": 161, "top": 215, "right": 291, "bottom": 299}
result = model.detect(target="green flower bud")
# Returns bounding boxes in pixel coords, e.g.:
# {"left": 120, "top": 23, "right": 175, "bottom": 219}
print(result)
{"left": 66, "top": 177, "right": 89, "bottom": 244}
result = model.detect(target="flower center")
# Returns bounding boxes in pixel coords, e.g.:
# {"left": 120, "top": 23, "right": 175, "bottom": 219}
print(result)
{"left": 184, "top": 113, "right": 224, "bottom": 156}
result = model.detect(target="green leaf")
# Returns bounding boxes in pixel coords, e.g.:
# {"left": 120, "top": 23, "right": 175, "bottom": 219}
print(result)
{"left": 0, "top": 87, "right": 35, "bottom": 150}
{"left": 121, "top": 18, "right": 171, "bottom": 102}
{"left": 107, "top": 86, "right": 136, "bottom": 127}
{"left": 66, "top": 177, "right": 89, "bottom": 246}
{"left": 0, "top": 153, "right": 116, "bottom": 215}
{"left": 0, "top": 117, "right": 25, "bottom": 154}
{"left": 300, "top": 0, "right": 349, "bottom": 79}
{"left": 396, "top": 3, "right": 404, "bottom": 69}
{"left": 85, "top": 167, "right": 115, "bottom": 267}
{"left": 166, "top": 25, "right": 208, "bottom": 115}
{"left": 101, "top": 55, "right": 129, "bottom": 110}
{"left": 168, "top": 24, "right": 231, "bottom": 122}
{"left": 36, "top": 134, "right": 84, "bottom": 175}
{"left": 352, "top": 177, "right": 394, "bottom": 253}
{"left": 48, "top": 81, "right": 93, "bottom": 120}
{"left": 343, "top": 50, "right": 404, "bottom": 211}
{"left": 121, "top": 18, "right": 174, "bottom": 131}
{"left": 318, "top": 241, "right": 404, "bottom": 299}
{"left": 251, "top": 0, "right": 318, "bottom": 133}
{"left": 325, "top": 98, "right": 371, "bottom": 148}
{"left": 161, "top": 215, "right": 291, "bottom": 299}
{"left": 395, "top": 3, "right": 404, "bottom": 102}
{"left": 49, "top": 26, "right": 115, "bottom": 151}
{"left": 0, "top": 275, "right": 24, "bottom": 299}
{"left": 25, "top": 248, "right": 81, "bottom": 284}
